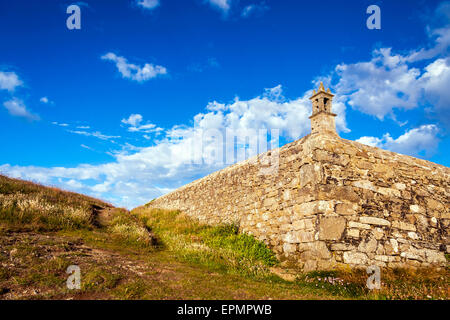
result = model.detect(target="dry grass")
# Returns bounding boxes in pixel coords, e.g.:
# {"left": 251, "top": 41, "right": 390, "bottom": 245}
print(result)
{"left": 106, "top": 208, "right": 156, "bottom": 247}
{"left": 0, "top": 174, "right": 109, "bottom": 231}
{"left": 0, "top": 175, "right": 154, "bottom": 247}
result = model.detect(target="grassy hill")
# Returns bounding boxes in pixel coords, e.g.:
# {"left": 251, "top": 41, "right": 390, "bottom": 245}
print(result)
{"left": 0, "top": 175, "right": 448, "bottom": 300}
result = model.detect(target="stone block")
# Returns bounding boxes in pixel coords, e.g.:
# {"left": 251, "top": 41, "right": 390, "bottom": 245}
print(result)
{"left": 425, "top": 250, "right": 446, "bottom": 264}
{"left": 359, "top": 216, "right": 391, "bottom": 227}
{"left": 330, "top": 243, "right": 355, "bottom": 251}
{"left": 319, "top": 216, "right": 346, "bottom": 240}
{"left": 392, "top": 221, "right": 416, "bottom": 231}
{"left": 335, "top": 202, "right": 359, "bottom": 215}
{"left": 294, "top": 200, "right": 335, "bottom": 217}
{"left": 282, "top": 231, "right": 314, "bottom": 243}
{"left": 343, "top": 252, "right": 368, "bottom": 265}
{"left": 299, "top": 163, "right": 322, "bottom": 188}
{"left": 299, "top": 241, "right": 331, "bottom": 260}
{"left": 347, "top": 229, "right": 360, "bottom": 238}
{"left": 409, "top": 205, "right": 423, "bottom": 214}
{"left": 358, "top": 237, "right": 377, "bottom": 253}
{"left": 283, "top": 243, "right": 297, "bottom": 254}
{"left": 348, "top": 221, "right": 371, "bottom": 230}
{"left": 292, "top": 219, "right": 305, "bottom": 230}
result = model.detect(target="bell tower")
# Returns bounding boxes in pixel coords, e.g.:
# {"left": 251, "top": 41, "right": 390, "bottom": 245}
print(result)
{"left": 309, "top": 82, "right": 337, "bottom": 135}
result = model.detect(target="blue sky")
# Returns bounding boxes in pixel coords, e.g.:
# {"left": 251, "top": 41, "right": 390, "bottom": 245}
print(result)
{"left": 1, "top": 0, "right": 450, "bottom": 208}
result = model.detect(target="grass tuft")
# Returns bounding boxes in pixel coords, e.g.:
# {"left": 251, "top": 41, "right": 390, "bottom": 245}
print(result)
{"left": 107, "top": 209, "right": 155, "bottom": 248}
{"left": 132, "top": 208, "right": 278, "bottom": 277}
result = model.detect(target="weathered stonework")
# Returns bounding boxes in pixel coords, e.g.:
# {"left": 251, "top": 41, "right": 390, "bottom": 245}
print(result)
{"left": 147, "top": 84, "right": 450, "bottom": 271}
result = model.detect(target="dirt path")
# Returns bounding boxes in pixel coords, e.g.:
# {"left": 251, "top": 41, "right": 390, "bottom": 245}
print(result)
{"left": 92, "top": 205, "right": 115, "bottom": 227}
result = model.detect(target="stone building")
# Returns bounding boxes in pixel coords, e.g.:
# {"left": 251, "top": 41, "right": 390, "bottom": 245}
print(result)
{"left": 147, "top": 83, "right": 449, "bottom": 270}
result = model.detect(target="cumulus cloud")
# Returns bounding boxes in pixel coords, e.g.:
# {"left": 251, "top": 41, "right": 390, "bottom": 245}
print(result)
{"left": 331, "top": 23, "right": 450, "bottom": 124}
{"left": 121, "top": 113, "right": 163, "bottom": 133}
{"left": 122, "top": 114, "right": 143, "bottom": 127}
{"left": 356, "top": 124, "right": 440, "bottom": 157}
{"left": 205, "top": 0, "right": 231, "bottom": 13}
{"left": 136, "top": 0, "right": 159, "bottom": 10}
{"left": 3, "top": 99, "right": 39, "bottom": 121}
{"left": 0, "top": 85, "right": 340, "bottom": 209}
{"left": 406, "top": 2, "right": 450, "bottom": 62}
{"left": 101, "top": 52, "right": 167, "bottom": 82}
{"left": 421, "top": 57, "right": 450, "bottom": 126}
{"left": 333, "top": 48, "right": 424, "bottom": 120}
{"left": 406, "top": 27, "right": 450, "bottom": 62}
{"left": 0, "top": 71, "right": 22, "bottom": 92}
{"left": 39, "top": 96, "right": 54, "bottom": 105}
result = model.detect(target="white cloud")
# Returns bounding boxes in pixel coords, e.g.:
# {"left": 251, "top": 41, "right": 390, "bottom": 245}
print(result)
{"left": 122, "top": 113, "right": 163, "bottom": 133}
{"left": 406, "top": 27, "right": 450, "bottom": 62}
{"left": 333, "top": 48, "right": 423, "bottom": 120}
{"left": 81, "top": 144, "right": 93, "bottom": 151}
{"left": 241, "top": 3, "right": 268, "bottom": 18}
{"left": 0, "top": 71, "right": 22, "bottom": 92}
{"left": 52, "top": 122, "right": 69, "bottom": 127}
{"left": 205, "top": 0, "right": 231, "bottom": 13}
{"left": 65, "top": 179, "right": 84, "bottom": 189}
{"left": 68, "top": 130, "right": 120, "bottom": 141}
{"left": 421, "top": 57, "right": 450, "bottom": 125}
{"left": 101, "top": 52, "right": 167, "bottom": 82}
{"left": 355, "top": 136, "right": 382, "bottom": 148}
{"left": 122, "top": 114, "right": 143, "bottom": 127}
{"left": 40, "top": 96, "right": 54, "bottom": 105}
{"left": 356, "top": 124, "right": 440, "bottom": 157}
{"left": 136, "top": 0, "right": 159, "bottom": 10}
{"left": 3, "top": 99, "right": 39, "bottom": 121}
{"left": 331, "top": 24, "right": 450, "bottom": 123}
{"left": 0, "top": 85, "right": 343, "bottom": 209}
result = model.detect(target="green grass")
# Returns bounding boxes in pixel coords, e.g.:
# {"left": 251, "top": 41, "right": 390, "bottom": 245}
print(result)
{"left": 112, "top": 279, "right": 151, "bottom": 299}
{"left": 200, "top": 224, "right": 278, "bottom": 266}
{"left": 132, "top": 208, "right": 278, "bottom": 277}
{"left": 81, "top": 268, "right": 123, "bottom": 293}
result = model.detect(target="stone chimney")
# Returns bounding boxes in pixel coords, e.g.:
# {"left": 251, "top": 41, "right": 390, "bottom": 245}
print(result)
{"left": 309, "top": 82, "right": 337, "bottom": 135}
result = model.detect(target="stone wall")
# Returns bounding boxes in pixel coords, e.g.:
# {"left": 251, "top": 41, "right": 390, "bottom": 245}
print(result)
{"left": 147, "top": 133, "right": 449, "bottom": 270}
